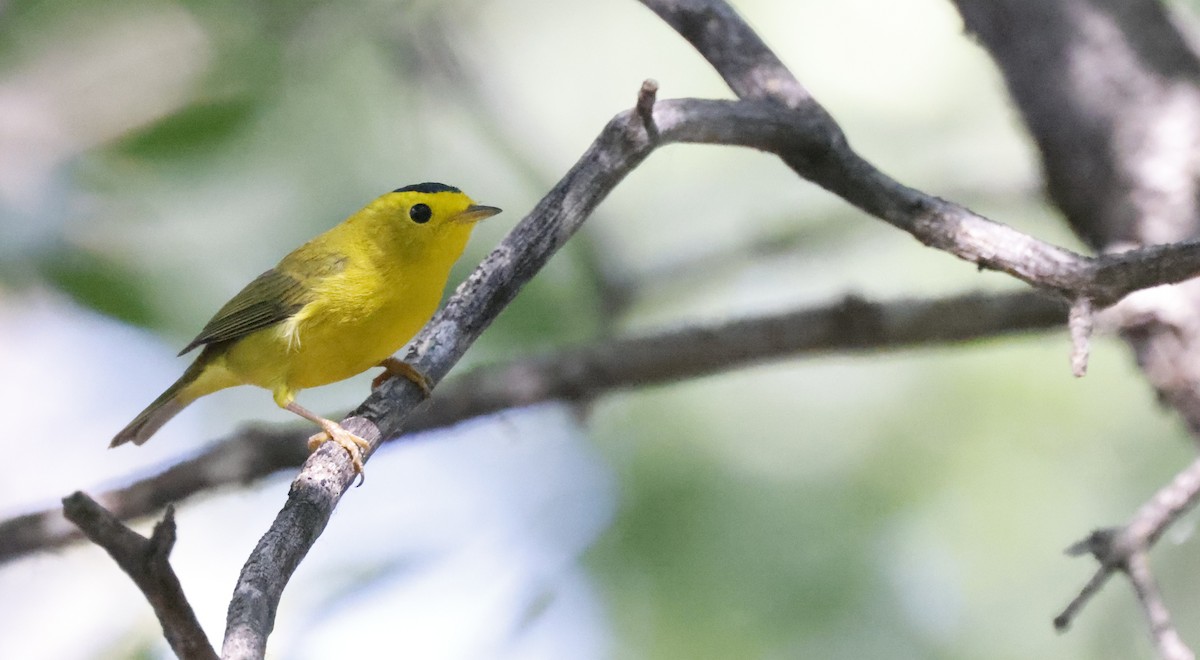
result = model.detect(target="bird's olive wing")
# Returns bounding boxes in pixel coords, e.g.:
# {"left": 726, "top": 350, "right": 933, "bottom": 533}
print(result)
{"left": 177, "top": 267, "right": 313, "bottom": 355}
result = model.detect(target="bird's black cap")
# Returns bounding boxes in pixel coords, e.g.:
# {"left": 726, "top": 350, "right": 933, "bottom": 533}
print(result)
{"left": 393, "top": 182, "right": 461, "bottom": 194}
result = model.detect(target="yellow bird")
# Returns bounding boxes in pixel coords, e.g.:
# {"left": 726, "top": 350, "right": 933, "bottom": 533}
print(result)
{"left": 111, "top": 183, "right": 500, "bottom": 473}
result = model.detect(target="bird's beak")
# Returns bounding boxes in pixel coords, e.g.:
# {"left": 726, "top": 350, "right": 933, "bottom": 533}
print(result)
{"left": 454, "top": 204, "right": 502, "bottom": 224}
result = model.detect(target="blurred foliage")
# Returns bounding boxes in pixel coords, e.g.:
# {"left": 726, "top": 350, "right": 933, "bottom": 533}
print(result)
{"left": 37, "top": 245, "right": 160, "bottom": 326}
{"left": 3, "top": 0, "right": 1200, "bottom": 659}
{"left": 114, "top": 99, "right": 260, "bottom": 161}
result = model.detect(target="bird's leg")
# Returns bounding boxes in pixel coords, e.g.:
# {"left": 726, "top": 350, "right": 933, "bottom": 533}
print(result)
{"left": 372, "top": 356, "right": 432, "bottom": 396}
{"left": 286, "top": 402, "right": 370, "bottom": 479}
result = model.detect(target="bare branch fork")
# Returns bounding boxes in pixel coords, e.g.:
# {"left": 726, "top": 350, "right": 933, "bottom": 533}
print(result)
{"left": 61, "top": 0, "right": 1200, "bottom": 657}
{"left": 62, "top": 492, "right": 217, "bottom": 660}
{"left": 1055, "top": 454, "right": 1200, "bottom": 660}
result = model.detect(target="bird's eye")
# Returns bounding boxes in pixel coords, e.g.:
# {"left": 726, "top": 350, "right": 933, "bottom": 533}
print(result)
{"left": 409, "top": 203, "right": 432, "bottom": 224}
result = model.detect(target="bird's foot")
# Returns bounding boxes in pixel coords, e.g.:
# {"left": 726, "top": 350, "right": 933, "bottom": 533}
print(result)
{"left": 308, "top": 422, "right": 371, "bottom": 484}
{"left": 373, "top": 357, "right": 432, "bottom": 396}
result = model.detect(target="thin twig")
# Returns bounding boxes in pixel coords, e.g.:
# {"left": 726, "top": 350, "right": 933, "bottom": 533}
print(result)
{"left": 1069, "top": 297, "right": 1094, "bottom": 377}
{"left": 1055, "top": 537, "right": 1116, "bottom": 632}
{"left": 1056, "top": 455, "right": 1200, "bottom": 639}
{"left": 1126, "top": 551, "right": 1195, "bottom": 660}
{"left": 636, "top": 78, "right": 660, "bottom": 140}
{"left": 1059, "top": 531, "right": 1193, "bottom": 660}
{"left": 62, "top": 492, "right": 217, "bottom": 660}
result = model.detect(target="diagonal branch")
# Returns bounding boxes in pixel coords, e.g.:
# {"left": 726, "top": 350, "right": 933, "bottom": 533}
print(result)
{"left": 1126, "top": 551, "right": 1194, "bottom": 660}
{"left": 220, "top": 89, "right": 1200, "bottom": 655}
{"left": 220, "top": 85, "right": 666, "bottom": 658}
{"left": 640, "top": 0, "right": 1200, "bottom": 306}
{"left": 63, "top": 492, "right": 217, "bottom": 660}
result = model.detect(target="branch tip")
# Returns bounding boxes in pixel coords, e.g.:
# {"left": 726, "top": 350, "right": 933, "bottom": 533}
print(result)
{"left": 1054, "top": 564, "right": 1115, "bottom": 633}
{"left": 636, "top": 78, "right": 660, "bottom": 139}
{"left": 148, "top": 504, "right": 178, "bottom": 559}
{"left": 1068, "top": 297, "right": 1094, "bottom": 377}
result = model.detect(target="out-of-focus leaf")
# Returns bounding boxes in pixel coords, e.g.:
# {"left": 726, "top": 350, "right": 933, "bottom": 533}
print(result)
{"left": 113, "top": 98, "right": 258, "bottom": 160}
{"left": 38, "top": 247, "right": 159, "bottom": 327}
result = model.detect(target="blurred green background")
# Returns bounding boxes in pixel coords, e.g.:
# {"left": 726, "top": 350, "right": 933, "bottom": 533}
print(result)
{"left": 2, "top": 0, "right": 1198, "bottom": 658}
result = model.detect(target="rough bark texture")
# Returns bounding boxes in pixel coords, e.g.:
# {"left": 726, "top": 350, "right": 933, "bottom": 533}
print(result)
{"left": 953, "top": 1, "right": 1200, "bottom": 655}
{"left": 956, "top": 0, "right": 1200, "bottom": 249}
{"left": 954, "top": 0, "right": 1200, "bottom": 435}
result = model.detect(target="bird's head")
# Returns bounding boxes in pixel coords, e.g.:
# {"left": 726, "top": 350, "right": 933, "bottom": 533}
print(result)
{"left": 363, "top": 182, "right": 501, "bottom": 259}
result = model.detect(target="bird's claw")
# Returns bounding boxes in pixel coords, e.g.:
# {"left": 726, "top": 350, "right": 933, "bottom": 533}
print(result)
{"left": 372, "top": 357, "right": 432, "bottom": 397}
{"left": 308, "top": 424, "right": 371, "bottom": 485}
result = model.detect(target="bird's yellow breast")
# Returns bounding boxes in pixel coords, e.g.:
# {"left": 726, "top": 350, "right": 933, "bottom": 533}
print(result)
{"left": 216, "top": 255, "right": 448, "bottom": 403}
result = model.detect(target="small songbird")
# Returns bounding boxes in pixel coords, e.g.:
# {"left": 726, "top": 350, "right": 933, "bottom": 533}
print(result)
{"left": 111, "top": 182, "right": 501, "bottom": 474}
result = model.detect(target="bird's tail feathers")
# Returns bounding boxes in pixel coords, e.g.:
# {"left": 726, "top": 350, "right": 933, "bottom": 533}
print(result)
{"left": 110, "top": 360, "right": 208, "bottom": 448}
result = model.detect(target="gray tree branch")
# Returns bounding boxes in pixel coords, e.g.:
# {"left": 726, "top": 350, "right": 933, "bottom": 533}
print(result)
{"left": 62, "top": 492, "right": 217, "bottom": 660}
{"left": 0, "top": 289, "right": 1071, "bottom": 568}
{"left": 1057, "top": 453, "right": 1200, "bottom": 656}
{"left": 950, "top": 0, "right": 1200, "bottom": 654}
